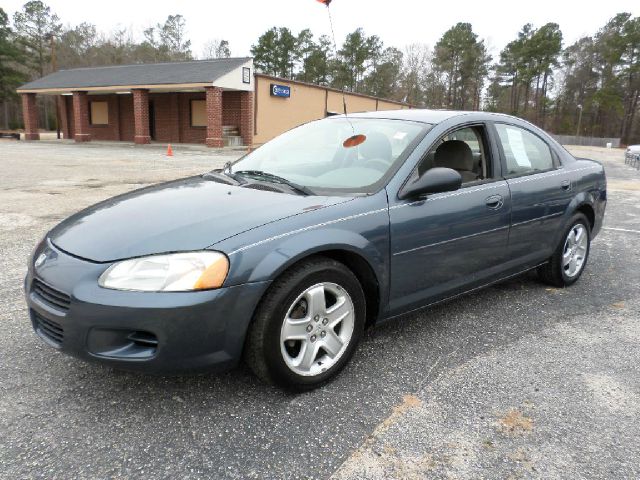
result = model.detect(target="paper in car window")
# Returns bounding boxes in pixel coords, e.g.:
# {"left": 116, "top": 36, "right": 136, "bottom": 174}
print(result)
{"left": 506, "top": 128, "right": 531, "bottom": 167}
{"left": 393, "top": 132, "right": 408, "bottom": 140}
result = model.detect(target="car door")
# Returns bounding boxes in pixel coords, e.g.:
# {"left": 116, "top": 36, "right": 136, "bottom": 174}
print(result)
{"left": 492, "top": 122, "right": 574, "bottom": 267}
{"left": 388, "top": 123, "right": 512, "bottom": 315}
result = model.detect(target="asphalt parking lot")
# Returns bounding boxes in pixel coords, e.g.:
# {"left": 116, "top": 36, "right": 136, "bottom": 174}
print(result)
{"left": 1, "top": 141, "right": 639, "bottom": 479}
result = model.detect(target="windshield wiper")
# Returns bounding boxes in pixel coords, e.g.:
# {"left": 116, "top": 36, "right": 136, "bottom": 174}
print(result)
{"left": 233, "top": 170, "right": 315, "bottom": 196}
{"left": 203, "top": 161, "right": 244, "bottom": 185}
{"left": 202, "top": 170, "right": 241, "bottom": 185}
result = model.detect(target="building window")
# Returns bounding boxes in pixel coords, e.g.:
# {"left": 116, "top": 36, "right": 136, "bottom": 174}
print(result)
{"left": 190, "top": 99, "right": 207, "bottom": 127}
{"left": 90, "top": 101, "right": 109, "bottom": 125}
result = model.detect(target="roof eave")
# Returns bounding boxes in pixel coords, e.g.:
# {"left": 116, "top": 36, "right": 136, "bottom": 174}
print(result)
{"left": 16, "top": 82, "right": 214, "bottom": 95}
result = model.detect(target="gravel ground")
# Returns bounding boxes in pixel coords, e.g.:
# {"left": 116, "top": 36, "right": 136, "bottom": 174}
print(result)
{"left": 0, "top": 141, "right": 638, "bottom": 479}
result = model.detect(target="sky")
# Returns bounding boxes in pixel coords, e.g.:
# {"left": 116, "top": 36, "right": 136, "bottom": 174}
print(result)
{"left": 4, "top": 0, "right": 640, "bottom": 60}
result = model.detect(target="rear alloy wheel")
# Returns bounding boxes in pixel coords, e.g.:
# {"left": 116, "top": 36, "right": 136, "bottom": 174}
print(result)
{"left": 245, "top": 257, "right": 366, "bottom": 389}
{"left": 537, "top": 213, "right": 591, "bottom": 287}
{"left": 562, "top": 223, "right": 589, "bottom": 279}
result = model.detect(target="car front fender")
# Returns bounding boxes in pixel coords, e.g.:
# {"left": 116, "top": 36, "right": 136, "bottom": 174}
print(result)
{"left": 213, "top": 192, "right": 391, "bottom": 312}
{"left": 239, "top": 227, "right": 387, "bottom": 285}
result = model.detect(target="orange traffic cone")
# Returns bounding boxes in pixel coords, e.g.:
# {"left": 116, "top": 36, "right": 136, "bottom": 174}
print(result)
{"left": 166, "top": 144, "right": 173, "bottom": 157}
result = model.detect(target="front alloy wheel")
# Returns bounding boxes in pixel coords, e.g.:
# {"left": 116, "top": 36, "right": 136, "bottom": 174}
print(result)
{"left": 280, "top": 282, "right": 355, "bottom": 377}
{"left": 245, "top": 257, "right": 366, "bottom": 389}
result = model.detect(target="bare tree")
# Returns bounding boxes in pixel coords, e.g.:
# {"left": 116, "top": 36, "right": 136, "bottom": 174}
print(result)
{"left": 400, "top": 43, "right": 431, "bottom": 105}
{"left": 201, "top": 38, "right": 231, "bottom": 59}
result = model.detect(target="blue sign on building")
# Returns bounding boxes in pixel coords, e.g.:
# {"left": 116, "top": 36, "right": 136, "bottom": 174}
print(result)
{"left": 270, "top": 84, "right": 291, "bottom": 98}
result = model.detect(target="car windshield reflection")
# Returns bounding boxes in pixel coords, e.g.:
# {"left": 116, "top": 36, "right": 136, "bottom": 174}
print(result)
{"left": 228, "top": 118, "right": 428, "bottom": 193}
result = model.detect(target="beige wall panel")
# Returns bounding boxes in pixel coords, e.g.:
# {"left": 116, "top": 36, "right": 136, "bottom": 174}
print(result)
{"left": 253, "top": 75, "right": 412, "bottom": 144}
{"left": 326, "top": 91, "right": 377, "bottom": 115}
{"left": 254, "top": 76, "right": 326, "bottom": 145}
{"left": 377, "top": 100, "right": 404, "bottom": 111}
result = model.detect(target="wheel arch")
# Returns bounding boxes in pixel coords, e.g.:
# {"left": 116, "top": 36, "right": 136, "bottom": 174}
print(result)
{"left": 313, "top": 249, "right": 381, "bottom": 327}
{"left": 240, "top": 246, "right": 384, "bottom": 374}
{"left": 575, "top": 203, "right": 595, "bottom": 231}
{"left": 550, "top": 195, "right": 596, "bottom": 252}
{"left": 255, "top": 248, "right": 382, "bottom": 328}
{"left": 228, "top": 221, "right": 389, "bottom": 326}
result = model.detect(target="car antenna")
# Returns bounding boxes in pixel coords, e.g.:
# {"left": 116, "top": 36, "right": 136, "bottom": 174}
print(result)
{"left": 317, "top": 0, "right": 356, "bottom": 136}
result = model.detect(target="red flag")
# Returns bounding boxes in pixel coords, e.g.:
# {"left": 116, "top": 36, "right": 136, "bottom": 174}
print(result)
{"left": 316, "top": 0, "right": 332, "bottom": 5}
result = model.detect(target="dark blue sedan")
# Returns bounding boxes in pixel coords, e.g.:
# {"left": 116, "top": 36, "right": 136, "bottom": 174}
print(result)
{"left": 25, "top": 110, "right": 606, "bottom": 389}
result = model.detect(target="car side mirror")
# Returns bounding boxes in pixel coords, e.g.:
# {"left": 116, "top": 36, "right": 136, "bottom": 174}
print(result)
{"left": 399, "top": 167, "right": 462, "bottom": 199}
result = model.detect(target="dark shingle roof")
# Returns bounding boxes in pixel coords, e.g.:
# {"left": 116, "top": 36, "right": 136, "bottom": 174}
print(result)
{"left": 18, "top": 57, "right": 251, "bottom": 91}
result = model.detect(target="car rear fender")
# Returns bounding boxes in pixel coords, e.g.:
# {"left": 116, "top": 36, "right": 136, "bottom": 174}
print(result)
{"left": 555, "top": 191, "right": 601, "bottom": 247}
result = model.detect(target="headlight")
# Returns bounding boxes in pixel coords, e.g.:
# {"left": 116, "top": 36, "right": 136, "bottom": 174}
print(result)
{"left": 98, "top": 251, "right": 229, "bottom": 292}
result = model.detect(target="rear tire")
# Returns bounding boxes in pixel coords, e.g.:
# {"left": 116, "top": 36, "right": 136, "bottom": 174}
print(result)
{"left": 537, "top": 213, "right": 591, "bottom": 287}
{"left": 244, "top": 256, "right": 366, "bottom": 390}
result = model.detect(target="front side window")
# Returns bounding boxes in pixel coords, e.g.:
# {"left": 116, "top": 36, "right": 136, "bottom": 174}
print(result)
{"left": 495, "top": 124, "right": 554, "bottom": 176}
{"left": 416, "top": 126, "right": 492, "bottom": 184}
{"left": 229, "top": 118, "right": 428, "bottom": 193}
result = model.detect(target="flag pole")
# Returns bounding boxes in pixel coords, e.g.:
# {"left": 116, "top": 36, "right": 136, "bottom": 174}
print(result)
{"left": 318, "top": 0, "right": 355, "bottom": 133}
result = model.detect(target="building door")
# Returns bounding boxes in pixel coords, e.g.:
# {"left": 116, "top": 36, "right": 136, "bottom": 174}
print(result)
{"left": 148, "top": 101, "right": 156, "bottom": 140}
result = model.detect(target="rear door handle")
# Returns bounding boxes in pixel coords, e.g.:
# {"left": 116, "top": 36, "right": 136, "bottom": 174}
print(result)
{"left": 561, "top": 180, "right": 572, "bottom": 191}
{"left": 485, "top": 194, "right": 504, "bottom": 210}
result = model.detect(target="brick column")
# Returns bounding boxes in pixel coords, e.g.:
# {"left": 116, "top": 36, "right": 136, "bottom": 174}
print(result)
{"left": 239, "top": 91, "right": 254, "bottom": 147}
{"left": 132, "top": 89, "right": 151, "bottom": 144}
{"left": 57, "top": 96, "right": 69, "bottom": 140}
{"left": 112, "top": 95, "right": 121, "bottom": 141}
{"left": 21, "top": 93, "right": 40, "bottom": 140}
{"left": 205, "top": 86, "right": 223, "bottom": 148}
{"left": 72, "top": 91, "right": 91, "bottom": 142}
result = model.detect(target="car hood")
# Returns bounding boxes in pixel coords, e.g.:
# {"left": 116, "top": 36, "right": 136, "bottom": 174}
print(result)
{"left": 50, "top": 176, "right": 352, "bottom": 262}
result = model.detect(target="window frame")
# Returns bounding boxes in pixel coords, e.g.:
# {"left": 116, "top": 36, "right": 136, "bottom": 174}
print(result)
{"left": 189, "top": 99, "right": 207, "bottom": 128}
{"left": 407, "top": 122, "right": 503, "bottom": 190}
{"left": 490, "top": 121, "right": 558, "bottom": 179}
{"left": 89, "top": 100, "right": 109, "bottom": 126}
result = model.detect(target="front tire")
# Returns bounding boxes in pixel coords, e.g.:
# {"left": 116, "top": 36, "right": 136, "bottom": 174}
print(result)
{"left": 537, "top": 213, "right": 591, "bottom": 287}
{"left": 244, "top": 257, "right": 366, "bottom": 390}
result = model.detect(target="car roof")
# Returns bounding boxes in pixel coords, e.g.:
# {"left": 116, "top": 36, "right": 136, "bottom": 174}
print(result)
{"left": 348, "top": 109, "right": 519, "bottom": 125}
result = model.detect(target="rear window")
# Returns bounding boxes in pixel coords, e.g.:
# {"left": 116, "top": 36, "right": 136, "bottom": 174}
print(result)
{"left": 495, "top": 124, "right": 554, "bottom": 175}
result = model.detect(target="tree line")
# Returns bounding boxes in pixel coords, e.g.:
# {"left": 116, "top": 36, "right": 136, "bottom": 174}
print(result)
{"left": 1, "top": 1, "right": 639, "bottom": 143}
{"left": 0, "top": 1, "right": 229, "bottom": 129}
{"left": 251, "top": 17, "right": 639, "bottom": 143}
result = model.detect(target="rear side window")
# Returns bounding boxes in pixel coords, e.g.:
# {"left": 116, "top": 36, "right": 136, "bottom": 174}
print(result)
{"left": 495, "top": 124, "right": 554, "bottom": 176}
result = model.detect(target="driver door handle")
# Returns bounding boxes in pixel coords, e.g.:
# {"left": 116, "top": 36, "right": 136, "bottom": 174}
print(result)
{"left": 485, "top": 194, "right": 504, "bottom": 210}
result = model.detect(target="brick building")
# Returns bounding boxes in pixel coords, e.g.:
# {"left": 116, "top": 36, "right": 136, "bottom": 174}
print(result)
{"left": 17, "top": 57, "right": 411, "bottom": 148}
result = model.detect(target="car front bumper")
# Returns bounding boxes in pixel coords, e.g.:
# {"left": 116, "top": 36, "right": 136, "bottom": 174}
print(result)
{"left": 24, "top": 240, "right": 270, "bottom": 373}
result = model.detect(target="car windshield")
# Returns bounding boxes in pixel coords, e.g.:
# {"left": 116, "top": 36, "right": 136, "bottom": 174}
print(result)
{"left": 228, "top": 118, "right": 428, "bottom": 194}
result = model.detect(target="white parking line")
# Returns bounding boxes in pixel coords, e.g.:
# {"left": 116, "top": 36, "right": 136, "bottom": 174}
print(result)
{"left": 604, "top": 227, "right": 640, "bottom": 234}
